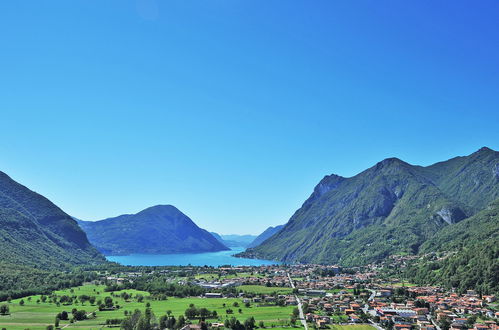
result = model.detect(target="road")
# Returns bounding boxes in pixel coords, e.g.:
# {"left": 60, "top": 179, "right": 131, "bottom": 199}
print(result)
{"left": 287, "top": 272, "right": 308, "bottom": 330}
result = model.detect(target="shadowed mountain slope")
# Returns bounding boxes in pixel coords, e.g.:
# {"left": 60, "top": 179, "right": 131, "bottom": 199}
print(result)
{"left": 78, "top": 205, "right": 229, "bottom": 255}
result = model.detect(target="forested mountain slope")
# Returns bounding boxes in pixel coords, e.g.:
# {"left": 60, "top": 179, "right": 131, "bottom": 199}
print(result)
{"left": 0, "top": 171, "right": 104, "bottom": 269}
{"left": 407, "top": 199, "right": 499, "bottom": 294}
{"left": 241, "top": 147, "right": 498, "bottom": 266}
{"left": 79, "top": 205, "right": 229, "bottom": 255}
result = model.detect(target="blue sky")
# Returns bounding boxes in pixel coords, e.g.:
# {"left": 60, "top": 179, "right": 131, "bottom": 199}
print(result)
{"left": 0, "top": 1, "right": 498, "bottom": 234}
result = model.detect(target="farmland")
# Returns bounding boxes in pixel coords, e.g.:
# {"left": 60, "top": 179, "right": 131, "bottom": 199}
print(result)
{"left": 0, "top": 284, "right": 297, "bottom": 330}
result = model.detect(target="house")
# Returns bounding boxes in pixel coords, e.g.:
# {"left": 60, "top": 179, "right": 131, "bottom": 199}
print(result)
{"left": 350, "top": 314, "right": 361, "bottom": 323}
{"left": 316, "top": 319, "right": 327, "bottom": 328}
{"left": 205, "top": 293, "right": 223, "bottom": 298}
{"left": 394, "top": 324, "right": 411, "bottom": 330}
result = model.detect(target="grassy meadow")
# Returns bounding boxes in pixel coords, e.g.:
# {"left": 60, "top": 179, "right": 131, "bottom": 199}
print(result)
{"left": 0, "top": 284, "right": 297, "bottom": 330}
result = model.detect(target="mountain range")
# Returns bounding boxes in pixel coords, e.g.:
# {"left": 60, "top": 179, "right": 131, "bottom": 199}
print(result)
{"left": 0, "top": 171, "right": 104, "bottom": 269}
{"left": 240, "top": 147, "right": 499, "bottom": 266}
{"left": 247, "top": 225, "right": 284, "bottom": 248}
{"left": 78, "top": 205, "right": 229, "bottom": 255}
{"left": 210, "top": 232, "right": 258, "bottom": 248}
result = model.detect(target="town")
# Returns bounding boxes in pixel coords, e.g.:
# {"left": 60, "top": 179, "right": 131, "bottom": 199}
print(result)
{"left": 4, "top": 263, "right": 490, "bottom": 330}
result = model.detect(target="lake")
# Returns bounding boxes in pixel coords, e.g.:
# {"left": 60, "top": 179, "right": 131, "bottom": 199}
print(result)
{"left": 106, "top": 247, "right": 281, "bottom": 267}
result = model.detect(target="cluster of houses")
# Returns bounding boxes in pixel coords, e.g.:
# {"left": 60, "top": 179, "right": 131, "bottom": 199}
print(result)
{"left": 99, "top": 264, "right": 498, "bottom": 330}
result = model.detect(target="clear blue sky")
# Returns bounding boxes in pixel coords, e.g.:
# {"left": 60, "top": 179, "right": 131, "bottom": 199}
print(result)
{"left": 1, "top": 1, "right": 498, "bottom": 234}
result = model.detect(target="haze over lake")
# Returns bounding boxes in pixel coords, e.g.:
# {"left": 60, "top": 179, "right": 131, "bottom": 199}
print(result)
{"left": 106, "top": 247, "right": 281, "bottom": 267}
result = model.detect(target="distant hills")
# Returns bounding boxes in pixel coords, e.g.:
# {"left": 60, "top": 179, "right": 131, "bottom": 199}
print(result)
{"left": 78, "top": 205, "right": 229, "bottom": 255}
{"left": 0, "top": 171, "right": 104, "bottom": 269}
{"left": 210, "top": 232, "right": 257, "bottom": 248}
{"left": 247, "top": 225, "right": 284, "bottom": 248}
{"left": 240, "top": 147, "right": 499, "bottom": 266}
{"left": 210, "top": 228, "right": 285, "bottom": 249}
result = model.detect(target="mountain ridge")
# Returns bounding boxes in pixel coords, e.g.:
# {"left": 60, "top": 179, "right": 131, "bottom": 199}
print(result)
{"left": 78, "top": 205, "right": 229, "bottom": 255}
{"left": 240, "top": 147, "right": 498, "bottom": 265}
{"left": 0, "top": 171, "right": 105, "bottom": 269}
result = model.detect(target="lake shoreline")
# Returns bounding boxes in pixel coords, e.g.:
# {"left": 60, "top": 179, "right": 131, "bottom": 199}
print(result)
{"left": 106, "top": 247, "right": 281, "bottom": 267}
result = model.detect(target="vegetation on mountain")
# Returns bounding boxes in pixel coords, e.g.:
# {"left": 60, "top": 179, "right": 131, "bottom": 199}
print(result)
{"left": 78, "top": 205, "right": 229, "bottom": 255}
{"left": 241, "top": 147, "right": 498, "bottom": 266}
{"left": 0, "top": 171, "right": 104, "bottom": 270}
{"left": 210, "top": 233, "right": 257, "bottom": 248}
{"left": 406, "top": 199, "right": 499, "bottom": 294}
{"left": 247, "top": 225, "right": 284, "bottom": 248}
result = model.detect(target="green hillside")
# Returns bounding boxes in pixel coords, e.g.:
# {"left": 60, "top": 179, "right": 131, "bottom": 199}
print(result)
{"left": 407, "top": 199, "right": 499, "bottom": 294}
{"left": 240, "top": 147, "right": 499, "bottom": 266}
{"left": 0, "top": 171, "right": 104, "bottom": 269}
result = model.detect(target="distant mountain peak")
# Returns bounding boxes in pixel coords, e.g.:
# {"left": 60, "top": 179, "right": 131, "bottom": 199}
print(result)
{"left": 474, "top": 146, "right": 496, "bottom": 155}
{"left": 139, "top": 204, "right": 180, "bottom": 214}
{"left": 78, "top": 205, "right": 229, "bottom": 255}
{"left": 376, "top": 157, "right": 408, "bottom": 167}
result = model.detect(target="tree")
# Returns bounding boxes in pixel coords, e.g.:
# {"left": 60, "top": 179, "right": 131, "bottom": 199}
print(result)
{"left": 177, "top": 315, "right": 186, "bottom": 329}
{"left": 290, "top": 316, "right": 297, "bottom": 327}
{"left": 185, "top": 306, "right": 198, "bottom": 319}
{"left": 200, "top": 308, "right": 211, "bottom": 318}
{"left": 55, "top": 317, "right": 60, "bottom": 327}
{"left": 73, "top": 310, "right": 87, "bottom": 321}
{"left": 245, "top": 317, "right": 256, "bottom": 329}
{"left": 159, "top": 315, "right": 168, "bottom": 329}
{"left": 0, "top": 305, "right": 9, "bottom": 315}
{"left": 105, "top": 297, "right": 114, "bottom": 308}
{"left": 122, "top": 309, "right": 142, "bottom": 330}
{"left": 19, "top": 299, "right": 25, "bottom": 306}
{"left": 56, "top": 311, "right": 66, "bottom": 320}
{"left": 439, "top": 317, "right": 451, "bottom": 330}
{"left": 259, "top": 321, "right": 265, "bottom": 328}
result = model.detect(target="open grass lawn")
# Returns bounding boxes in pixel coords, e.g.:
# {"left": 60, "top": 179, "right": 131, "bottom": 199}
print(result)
{"left": 329, "top": 325, "right": 375, "bottom": 330}
{"left": 390, "top": 282, "right": 417, "bottom": 287}
{"left": 0, "top": 284, "right": 297, "bottom": 329}
{"left": 194, "top": 272, "right": 264, "bottom": 281}
{"left": 238, "top": 285, "right": 293, "bottom": 295}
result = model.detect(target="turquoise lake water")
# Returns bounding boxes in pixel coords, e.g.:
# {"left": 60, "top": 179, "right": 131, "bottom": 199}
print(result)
{"left": 106, "top": 247, "right": 281, "bottom": 267}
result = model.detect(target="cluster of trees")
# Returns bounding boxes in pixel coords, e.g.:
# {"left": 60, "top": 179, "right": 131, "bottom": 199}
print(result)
{"left": 159, "top": 313, "right": 186, "bottom": 330}
{"left": 105, "top": 275, "right": 207, "bottom": 298}
{"left": 224, "top": 316, "right": 256, "bottom": 330}
{"left": 0, "top": 304, "right": 9, "bottom": 315}
{"left": 0, "top": 264, "right": 99, "bottom": 301}
{"left": 121, "top": 308, "right": 160, "bottom": 330}
{"left": 184, "top": 304, "right": 218, "bottom": 319}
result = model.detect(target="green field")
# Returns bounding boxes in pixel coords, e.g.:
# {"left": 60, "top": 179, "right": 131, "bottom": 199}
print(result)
{"left": 391, "top": 282, "right": 417, "bottom": 287}
{"left": 194, "top": 272, "right": 264, "bottom": 281}
{"left": 0, "top": 284, "right": 298, "bottom": 329}
{"left": 329, "top": 325, "right": 375, "bottom": 330}
{"left": 238, "top": 285, "right": 293, "bottom": 295}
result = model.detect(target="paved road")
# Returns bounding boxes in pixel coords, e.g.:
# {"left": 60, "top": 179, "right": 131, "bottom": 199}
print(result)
{"left": 287, "top": 272, "right": 308, "bottom": 330}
